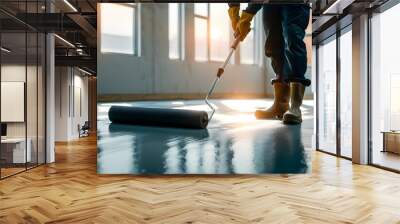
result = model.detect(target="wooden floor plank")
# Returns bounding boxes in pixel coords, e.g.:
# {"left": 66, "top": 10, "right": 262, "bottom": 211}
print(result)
{"left": 0, "top": 135, "right": 400, "bottom": 224}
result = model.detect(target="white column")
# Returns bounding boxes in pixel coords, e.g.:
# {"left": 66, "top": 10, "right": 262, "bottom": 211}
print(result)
{"left": 45, "top": 0, "right": 56, "bottom": 163}
{"left": 352, "top": 14, "right": 369, "bottom": 164}
{"left": 46, "top": 33, "right": 55, "bottom": 163}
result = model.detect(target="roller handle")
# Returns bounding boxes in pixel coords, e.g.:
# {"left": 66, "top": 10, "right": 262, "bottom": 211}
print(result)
{"left": 231, "top": 35, "right": 241, "bottom": 50}
{"left": 216, "top": 36, "right": 241, "bottom": 78}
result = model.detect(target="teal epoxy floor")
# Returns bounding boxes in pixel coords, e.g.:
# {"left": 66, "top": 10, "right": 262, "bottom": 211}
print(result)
{"left": 97, "top": 99, "right": 314, "bottom": 174}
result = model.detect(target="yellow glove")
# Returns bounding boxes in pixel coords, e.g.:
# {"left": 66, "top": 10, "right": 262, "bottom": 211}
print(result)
{"left": 235, "top": 11, "right": 254, "bottom": 41}
{"left": 228, "top": 6, "right": 240, "bottom": 31}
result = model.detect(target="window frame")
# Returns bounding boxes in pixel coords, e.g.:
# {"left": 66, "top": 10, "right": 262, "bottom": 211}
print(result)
{"left": 315, "top": 24, "right": 353, "bottom": 161}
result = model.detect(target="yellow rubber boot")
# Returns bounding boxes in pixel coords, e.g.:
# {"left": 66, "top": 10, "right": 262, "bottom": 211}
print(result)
{"left": 283, "top": 82, "right": 306, "bottom": 124}
{"left": 255, "top": 82, "right": 289, "bottom": 120}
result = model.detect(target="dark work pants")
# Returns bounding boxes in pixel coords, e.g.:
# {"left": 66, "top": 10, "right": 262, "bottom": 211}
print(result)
{"left": 263, "top": 5, "right": 311, "bottom": 86}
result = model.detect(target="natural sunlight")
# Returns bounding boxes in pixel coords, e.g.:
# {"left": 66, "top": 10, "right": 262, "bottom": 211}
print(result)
{"left": 100, "top": 3, "right": 135, "bottom": 54}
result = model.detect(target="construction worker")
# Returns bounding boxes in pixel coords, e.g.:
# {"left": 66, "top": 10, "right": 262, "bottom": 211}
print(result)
{"left": 228, "top": 3, "right": 310, "bottom": 124}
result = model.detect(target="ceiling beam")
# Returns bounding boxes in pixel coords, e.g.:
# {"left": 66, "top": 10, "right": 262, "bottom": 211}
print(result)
{"left": 55, "top": 55, "right": 96, "bottom": 72}
{"left": 67, "top": 13, "right": 97, "bottom": 39}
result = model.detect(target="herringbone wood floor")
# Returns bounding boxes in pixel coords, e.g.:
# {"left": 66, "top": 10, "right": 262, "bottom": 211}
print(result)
{"left": 1, "top": 135, "right": 400, "bottom": 224}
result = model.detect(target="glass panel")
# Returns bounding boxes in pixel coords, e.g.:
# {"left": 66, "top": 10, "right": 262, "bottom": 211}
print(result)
{"left": 340, "top": 29, "right": 352, "bottom": 158}
{"left": 100, "top": 3, "right": 135, "bottom": 54}
{"left": 1, "top": 30, "right": 28, "bottom": 177}
{"left": 26, "top": 0, "right": 38, "bottom": 169}
{"left": 169, "top": 3, "right": 179, "bottom": 59}
{"left": 38, "top": 33, "right": 46, "bottom": 165}
{"left": 0, "top": 1, "right": 46, "bottom": 178}
{"left": 195, "top": 17, "right": 208, "bottom": 61}
{"left": 209, "top": 4, "right": 230, "bottom": 61}
{"left": 371, "top": 4, "right": 400, "bottom": 171}
{"left": 194, "top": 3, "right": 208, "bottom": 17}
{"left": 27, "top": 31, "right": 38, "bottom": 168}
{"left": 317, "top": 37, "right": 337, "bottom": 154}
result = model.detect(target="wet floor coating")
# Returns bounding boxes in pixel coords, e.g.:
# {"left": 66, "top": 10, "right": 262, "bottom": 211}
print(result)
{"left": 97, "top": 99, "right": 314, "bottom": 174}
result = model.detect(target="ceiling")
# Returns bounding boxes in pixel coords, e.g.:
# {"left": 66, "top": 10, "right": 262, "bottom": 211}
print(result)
{"left": 312, "top": 0, "right": 392, "bottom": 43}
{"left": 0, "top": 0, "right": 97, "bottom": 74}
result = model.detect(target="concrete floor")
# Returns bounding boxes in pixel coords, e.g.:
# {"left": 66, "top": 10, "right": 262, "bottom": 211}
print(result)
{"left": 97, "top": 99, "right": 314, "bottom": 174}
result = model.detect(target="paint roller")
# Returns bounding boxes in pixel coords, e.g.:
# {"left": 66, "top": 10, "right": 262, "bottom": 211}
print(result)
{"left": 108, "top": 37, "right": 241, "bottom": 129}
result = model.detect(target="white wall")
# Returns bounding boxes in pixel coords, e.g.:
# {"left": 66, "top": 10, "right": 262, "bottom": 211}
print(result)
{"left": 55, "top": 67, "right": 89, "bottom": 141}
{"left": 1, "top": 65, "right": 39, "bottom": 138}
{"left": 98, "top": 3, "right": 269, "bottom": 99}
{"left": 73, "top": 73, "right": 89, "bottom": 137}
{"left": 1, "top": 63, "right": 46, "bottom": 164}
{"left": 1, "top": 65, "right": 26, "bottom": 138}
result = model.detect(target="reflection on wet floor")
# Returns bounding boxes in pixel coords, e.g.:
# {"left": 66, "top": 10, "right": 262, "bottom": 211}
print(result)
{"left": 97, "top": 99, "right": 313, "bottom": 174}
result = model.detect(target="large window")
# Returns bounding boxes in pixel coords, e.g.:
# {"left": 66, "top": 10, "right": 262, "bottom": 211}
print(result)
{"left": 194, "top": 3, "right": 230, "bottom": 62}
{"left": 317, "top": 36, "right": 337, "bottom": 155}
{"left": 370, "top": 3, "right": 400, "bottom": 171}
{"left": 100, "top": 3, "right": 139, "bottom": 55}
{"left": 191, "top": 4, "right": 259, "bottom": 63}
{"left": 169, "top": 3, "right": 184, "bottom": 59}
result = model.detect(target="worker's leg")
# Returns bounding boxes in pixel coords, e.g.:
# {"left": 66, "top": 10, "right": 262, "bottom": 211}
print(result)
{"left": 255, "top": 6, "right": 289, "bottom": 120}
{"left": 280, "top": 5, "right": 310, "bottom": 124}
{"left": 263, "top": 5, "right": 285, "bottom": 83}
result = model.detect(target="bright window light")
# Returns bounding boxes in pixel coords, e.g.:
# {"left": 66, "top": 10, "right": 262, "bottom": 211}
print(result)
{"left": 194, "top": 9, "right": 208, "bottom": 61}
{"left": 240, "top": 3, "right": 256, "bottom": 64}
{"left": 210, "top": 4, "right": 230, "bottom": 61}
{"left": 194, "top": 3, "right": 208, "bottom": 17}
{"left": 317, "top": 37, "right": 337, "bottom": 154}
{"left": 194, "top": 3, "right": 256, "bottom": 63}
{"left": 240, "top": 27, "right": 255, "bottom": 64}
{"left": 339, "top": 29, "right": 352, "bottom": 158}
{"left": 100, "top": 3, "right": 135, "bottom": 55}
{"left": 194, "top": 3, "right": 232, "bottom": 62}
{"left": 169, "top": 3, "right": 179, "bottom": 59}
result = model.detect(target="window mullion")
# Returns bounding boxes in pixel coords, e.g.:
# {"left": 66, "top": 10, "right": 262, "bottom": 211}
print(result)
{"left": 133, "top": 6, "right": 136, "bottom": 56}
{"left": 178, "top": 4, "right": 182, "bottom": 60}
{"left": 207, "top": 4, "right": 210, "bottom": 61}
